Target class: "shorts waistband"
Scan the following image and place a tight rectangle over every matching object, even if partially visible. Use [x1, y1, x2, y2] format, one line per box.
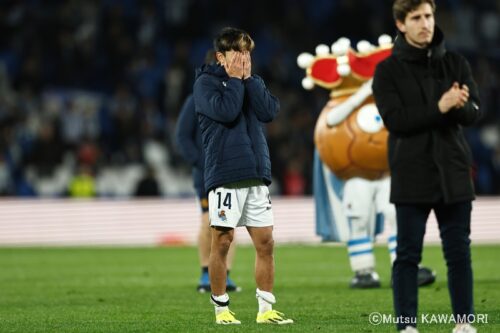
[223, 179, 264, 189]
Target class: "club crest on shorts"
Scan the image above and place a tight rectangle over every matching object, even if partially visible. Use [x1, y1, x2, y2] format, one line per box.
[218, 210, 227, 221]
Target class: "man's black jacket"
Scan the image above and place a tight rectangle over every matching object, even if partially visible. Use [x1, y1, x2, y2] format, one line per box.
[373, 27, 481, 204]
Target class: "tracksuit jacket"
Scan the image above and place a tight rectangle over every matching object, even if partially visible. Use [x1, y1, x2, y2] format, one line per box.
[175, 94, 205, 197]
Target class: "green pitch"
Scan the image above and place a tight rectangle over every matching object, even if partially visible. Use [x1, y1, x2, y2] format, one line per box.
[1, 245, 499, 332]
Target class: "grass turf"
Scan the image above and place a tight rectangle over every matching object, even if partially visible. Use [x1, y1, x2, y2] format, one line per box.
[0, 245, 499, 332]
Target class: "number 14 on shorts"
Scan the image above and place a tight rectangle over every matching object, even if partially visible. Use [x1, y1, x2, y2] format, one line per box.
[210, 189, 233, 224]
[217, 192, 232, 209]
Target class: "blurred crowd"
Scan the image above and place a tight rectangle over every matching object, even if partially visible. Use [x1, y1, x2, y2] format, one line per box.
[0, 0, 498, 197]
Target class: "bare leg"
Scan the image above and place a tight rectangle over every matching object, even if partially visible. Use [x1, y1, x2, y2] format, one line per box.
[247, 226, 274, 291]
[199, 211, 237, 269]
[209, 226, 234, 296]
[227, 235, 236, 270]
[198, 212, 211, 267]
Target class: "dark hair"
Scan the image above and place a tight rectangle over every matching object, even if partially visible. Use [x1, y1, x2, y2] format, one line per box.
[204, 49, 216, 64]
[392, 0, 436, 22]
[213, 27, 255, 53]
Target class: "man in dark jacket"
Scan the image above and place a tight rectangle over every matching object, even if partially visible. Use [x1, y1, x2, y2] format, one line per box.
[193, 27, 292, 325]
[373, 1, 481, 333]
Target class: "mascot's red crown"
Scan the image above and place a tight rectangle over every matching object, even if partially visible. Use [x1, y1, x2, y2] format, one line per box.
[297, 35, 393, 97]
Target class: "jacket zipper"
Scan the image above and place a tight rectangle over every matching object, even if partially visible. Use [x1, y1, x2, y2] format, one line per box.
[427, 49, 432, 72]
[392, 138, 402, 164]
[428, 50, 449, 201]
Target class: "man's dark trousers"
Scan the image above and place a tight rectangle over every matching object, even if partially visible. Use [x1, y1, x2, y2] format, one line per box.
[392, 201, 474, 330]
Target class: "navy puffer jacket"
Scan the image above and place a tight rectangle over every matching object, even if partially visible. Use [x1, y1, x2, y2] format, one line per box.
[193, 64, 279, 193]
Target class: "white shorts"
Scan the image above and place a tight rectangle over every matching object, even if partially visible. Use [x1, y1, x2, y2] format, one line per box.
[208, 185, 274, 229]
[343, 177, 394, 218]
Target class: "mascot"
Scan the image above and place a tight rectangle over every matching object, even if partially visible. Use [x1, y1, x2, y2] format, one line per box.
[297, 36, 435, 288]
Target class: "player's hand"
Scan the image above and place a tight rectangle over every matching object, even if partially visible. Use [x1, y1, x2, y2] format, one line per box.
[243, 51, 252, 80]
[225, 52, 244, 79]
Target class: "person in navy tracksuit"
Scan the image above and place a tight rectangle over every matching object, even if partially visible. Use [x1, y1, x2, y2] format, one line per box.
[193, 27, 293, 325]
[175, 91, 240, 293]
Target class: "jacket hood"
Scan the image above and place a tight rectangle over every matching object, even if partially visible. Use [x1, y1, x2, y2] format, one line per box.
[195, 63, 228, 80]
[393, 25, 446, 62]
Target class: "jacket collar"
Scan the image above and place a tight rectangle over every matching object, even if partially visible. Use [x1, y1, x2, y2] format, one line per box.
[393, 25, 446, 62]
[195, 63, 227, 80]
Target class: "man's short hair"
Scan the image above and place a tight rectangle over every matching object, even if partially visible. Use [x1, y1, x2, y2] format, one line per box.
[214, 27, 255, 53]
[392, 0, 436, 22]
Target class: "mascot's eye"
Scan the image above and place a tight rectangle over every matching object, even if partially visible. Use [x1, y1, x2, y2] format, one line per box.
[356, 104, 384, 133]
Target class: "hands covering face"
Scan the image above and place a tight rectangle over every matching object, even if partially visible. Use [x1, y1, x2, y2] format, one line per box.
[438, 82, 470, 114]
[223, 51, 251, 80]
